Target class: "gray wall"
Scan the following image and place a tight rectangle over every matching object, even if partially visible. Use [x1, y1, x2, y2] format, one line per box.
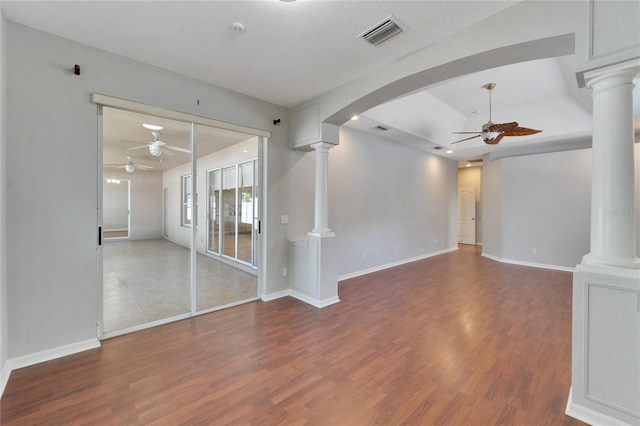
[501, 149, 592, 268]
[482, 146, 640, 269]
[329, 127, 458, 277]
[481, 157, 503, 257]
[0, 10, 7, 390]
[6, 22, 290, 359]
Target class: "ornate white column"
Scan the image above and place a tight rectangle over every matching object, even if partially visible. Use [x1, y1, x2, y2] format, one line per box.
[568, 60, 640, 426]
[287, 140, 339, 308]
[309, 142, 334, 236]
[582, 64, 640, 268]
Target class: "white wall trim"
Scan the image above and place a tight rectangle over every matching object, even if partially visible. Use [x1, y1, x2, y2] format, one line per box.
[1, 338, 100, 398]
[338, 247, 459, 282]
[481, 253, 575, 272]
[290, 290, 340, 308]
[261, 289, 341, 308]
[92, 93, 270, 138]
[1, 360, 10, 398]
[7, 338, 100, 373]
[261, 289, 291, 302]
[566, 386, 633, 426]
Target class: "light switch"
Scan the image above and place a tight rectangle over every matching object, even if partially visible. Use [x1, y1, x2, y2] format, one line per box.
[281, 214, 289, 224]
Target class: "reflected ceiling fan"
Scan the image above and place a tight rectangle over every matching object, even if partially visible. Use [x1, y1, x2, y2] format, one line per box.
[124, 132, 191, 157]
[452, 83, 542, 145]
[104, 156, 154, 173]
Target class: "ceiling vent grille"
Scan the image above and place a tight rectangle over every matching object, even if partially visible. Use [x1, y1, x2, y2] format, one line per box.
[359, 16, 403, 46]
[374, 125, 389, 131]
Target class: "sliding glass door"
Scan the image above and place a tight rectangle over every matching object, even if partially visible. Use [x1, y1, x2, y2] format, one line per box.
[206, 160, 257, 267]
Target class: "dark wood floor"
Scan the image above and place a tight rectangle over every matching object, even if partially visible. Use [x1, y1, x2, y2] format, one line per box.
[1, 245, 584, 425]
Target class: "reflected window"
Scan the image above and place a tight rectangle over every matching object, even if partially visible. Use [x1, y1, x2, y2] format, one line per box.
[181, 174, 192, 227]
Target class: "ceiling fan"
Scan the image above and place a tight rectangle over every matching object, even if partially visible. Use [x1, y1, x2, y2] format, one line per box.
[452, 83, 542, 145]
[104, 156, 155, 173]
[125, 132, 191, 157]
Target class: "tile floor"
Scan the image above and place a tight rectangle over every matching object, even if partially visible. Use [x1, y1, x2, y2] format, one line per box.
[103, 238, 257, 333]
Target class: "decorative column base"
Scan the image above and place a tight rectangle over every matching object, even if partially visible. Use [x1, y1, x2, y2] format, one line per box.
[288, 233, 339, 308]
[568, 263, 640, 426]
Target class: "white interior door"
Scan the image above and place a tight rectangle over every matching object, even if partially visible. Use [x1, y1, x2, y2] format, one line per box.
[458, 187, 476, 245]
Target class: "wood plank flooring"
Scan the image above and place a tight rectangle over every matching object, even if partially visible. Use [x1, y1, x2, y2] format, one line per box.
[1, 245, 585, 425]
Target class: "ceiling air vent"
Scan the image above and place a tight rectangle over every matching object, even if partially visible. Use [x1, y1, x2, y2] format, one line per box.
[374, 125, 389, 131]
[359, 16, 404, 46]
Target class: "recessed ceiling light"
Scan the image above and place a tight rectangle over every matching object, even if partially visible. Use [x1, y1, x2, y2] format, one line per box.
[143, 123, 163, 131]
[350, 115, 359, 121]
[243, 150, 249, 153]
[446, 150, 453, 154]
[466, 163, 472, 167]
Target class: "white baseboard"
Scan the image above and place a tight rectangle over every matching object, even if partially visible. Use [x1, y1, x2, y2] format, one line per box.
[261, 289, 291, 302]
[565, 386, 633, 426]
[481, 253, 574, 272]
[1, 360, 10, 398]
[7, 338, 101, 373]
[1, 338, 100, 399]
[261, 289, 340, 308]
[338, 247, 459, 282]
[290, 290, 340, 308]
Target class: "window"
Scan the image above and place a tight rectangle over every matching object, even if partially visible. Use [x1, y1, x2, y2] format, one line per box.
[181, 174, 192, 227]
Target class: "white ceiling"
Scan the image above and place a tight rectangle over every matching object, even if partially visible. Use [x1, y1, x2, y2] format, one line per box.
[3, 1, 639, 164]
[1, 0, 519, 108]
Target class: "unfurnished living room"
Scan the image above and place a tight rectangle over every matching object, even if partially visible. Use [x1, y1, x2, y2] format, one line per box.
[0, 1, 639, 425]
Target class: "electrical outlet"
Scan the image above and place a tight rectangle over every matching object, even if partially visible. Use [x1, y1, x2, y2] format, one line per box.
[362, 252, 367, 260]
[280, 214, 289, 224]
[532, 248, 537, 254]
[282, 267, 288, 276]
[434, 239, 438, 245]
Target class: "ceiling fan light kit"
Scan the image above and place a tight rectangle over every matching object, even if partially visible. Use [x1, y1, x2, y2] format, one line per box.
[125, 131, 191, 157]
[452, 82, 542, 145]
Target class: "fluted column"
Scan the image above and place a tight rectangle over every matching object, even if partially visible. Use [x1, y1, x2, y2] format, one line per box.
[582, 65, 640, 269]
[310, 142, 334, 236]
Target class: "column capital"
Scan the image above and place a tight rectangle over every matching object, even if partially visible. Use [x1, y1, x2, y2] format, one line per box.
[310, 141, 336, 152]
[583, 59, 639, 89]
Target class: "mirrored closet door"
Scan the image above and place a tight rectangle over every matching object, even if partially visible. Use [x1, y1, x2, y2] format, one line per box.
[100, 107, 260, 337]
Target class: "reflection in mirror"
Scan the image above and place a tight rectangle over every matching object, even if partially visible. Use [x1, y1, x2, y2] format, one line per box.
[101, 107, 260, 335]
[195, 124, 258, 312]
[103, 179, 129, 239]
[102, 107, 191, 334]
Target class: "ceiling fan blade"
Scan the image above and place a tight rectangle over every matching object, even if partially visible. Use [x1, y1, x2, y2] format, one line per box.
[117, 140, 147, 145]
[451, 134, 481, 144]
[159, 147, 175, 156]
[164, 145, 191, 154]
[136, 165, 155, 170]
[488, 122, 518, 132]
[128, 145, 148, 151]
[114, 165, 126, 169]
[452, 131, 482, 135]
[502, 127, 542, 137]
